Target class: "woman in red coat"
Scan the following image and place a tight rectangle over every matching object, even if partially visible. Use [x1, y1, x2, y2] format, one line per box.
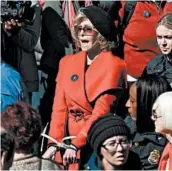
[45, 6, 127, 170]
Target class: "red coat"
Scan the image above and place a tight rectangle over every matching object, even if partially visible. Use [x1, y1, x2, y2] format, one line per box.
[111, 1, 172, 78]
[158, 143, 172, 170]
[48, 50, 127, 168]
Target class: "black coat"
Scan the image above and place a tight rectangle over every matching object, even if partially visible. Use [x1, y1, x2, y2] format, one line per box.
[143, 54, 172, 87]
[130, 132, 167, 170]
[2, 5, 41, 92]
[40, 7, 73, 76]
[125, 115, 168, 170]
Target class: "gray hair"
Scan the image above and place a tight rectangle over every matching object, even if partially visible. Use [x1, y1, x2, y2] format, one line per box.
[152, 92, 172, 131]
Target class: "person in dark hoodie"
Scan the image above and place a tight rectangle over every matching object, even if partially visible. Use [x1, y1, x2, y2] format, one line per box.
[85, 114, 141, 170]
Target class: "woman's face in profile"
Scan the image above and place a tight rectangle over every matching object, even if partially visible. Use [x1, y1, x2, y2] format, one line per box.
[156, 25, 172, 55]
[151, 106, 165, 134]
[126, 83, 137, 121]
[77, 19, 98, 51]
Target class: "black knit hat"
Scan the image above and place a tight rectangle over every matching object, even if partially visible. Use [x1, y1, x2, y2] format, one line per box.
[82, 6, 117, 42]
[88, 114, 130, 154]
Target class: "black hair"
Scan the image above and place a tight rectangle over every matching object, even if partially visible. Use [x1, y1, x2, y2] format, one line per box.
[136, 75, 172, 133]
[1, 128, 15, 162]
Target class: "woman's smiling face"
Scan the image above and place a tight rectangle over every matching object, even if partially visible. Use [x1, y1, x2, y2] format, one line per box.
[77, 19, 98, 51]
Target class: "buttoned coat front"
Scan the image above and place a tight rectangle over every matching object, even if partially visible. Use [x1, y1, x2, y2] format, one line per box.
[48, 50, 127, 168]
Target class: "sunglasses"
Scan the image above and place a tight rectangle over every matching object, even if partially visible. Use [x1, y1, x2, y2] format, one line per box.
[152, 109, 162, 120]
[77, 25, 97, 36]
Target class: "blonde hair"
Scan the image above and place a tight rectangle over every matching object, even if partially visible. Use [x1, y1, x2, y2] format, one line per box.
[156, 12, 172, 29]
[152, 92, 172, 131]
[71, 12, 114, 51]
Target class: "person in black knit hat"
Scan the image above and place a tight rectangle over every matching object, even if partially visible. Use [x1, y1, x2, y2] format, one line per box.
[88, 114, 130, 154]
[85, 114, 141, 170]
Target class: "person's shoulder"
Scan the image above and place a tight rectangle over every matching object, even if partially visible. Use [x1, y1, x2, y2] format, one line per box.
[147, 54, 165, 68]
[43, 1, 63, 17]
[148, 54, 164, 63]
[106, 51, 126, 69]
[41, 158, 61, 170]
[60, 51, 85, 64]
[142, 132, 167, 143]
[1, 62, 21, 80]
[133, 132, 167, 144]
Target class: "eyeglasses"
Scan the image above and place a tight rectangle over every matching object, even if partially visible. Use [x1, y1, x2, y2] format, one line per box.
[77, 25, 97, 36]
[152, 109, 162, 120]
[102, 139, 129, 152]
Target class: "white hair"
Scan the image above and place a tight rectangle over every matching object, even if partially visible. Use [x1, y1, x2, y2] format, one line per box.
[152, 92, 172, 131]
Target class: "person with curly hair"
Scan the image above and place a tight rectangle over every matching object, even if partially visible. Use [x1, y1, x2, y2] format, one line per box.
[45, 5, 127, 170]
[1, 102, 60, 170]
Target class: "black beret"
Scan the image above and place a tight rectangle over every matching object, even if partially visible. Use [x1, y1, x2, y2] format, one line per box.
[82, 5, 117, 42]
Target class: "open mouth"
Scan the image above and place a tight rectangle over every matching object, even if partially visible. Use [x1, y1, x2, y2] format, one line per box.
[81, 40, 89, 43]
[80, 40, 90, 47]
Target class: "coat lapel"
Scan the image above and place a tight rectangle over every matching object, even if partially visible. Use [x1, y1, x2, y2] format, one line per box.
[85, 51, 107, 102]
[60, 51, 125, 109]
[61, 51, 93, 111]
[85, 51, 126, 102]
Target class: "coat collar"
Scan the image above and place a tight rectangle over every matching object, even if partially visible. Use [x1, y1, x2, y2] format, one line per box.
[147, 54, 172, 86]
[147, 54, 165, 74]
[59, 51, 92, 111]
[59, 51, 124, 111]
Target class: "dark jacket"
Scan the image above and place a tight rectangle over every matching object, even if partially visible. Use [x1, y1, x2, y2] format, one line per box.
[40, 7, 73, 76]
[2, 5, 41, 92]
[84, 151, 141, 170]
[125, 115, 168, 170]
[131, 132, 167, 170]
[143, 54, 172, 87]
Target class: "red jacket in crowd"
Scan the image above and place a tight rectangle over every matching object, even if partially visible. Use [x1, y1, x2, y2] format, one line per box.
[109, 1, 172, 78]
[48, 51, 127, 169]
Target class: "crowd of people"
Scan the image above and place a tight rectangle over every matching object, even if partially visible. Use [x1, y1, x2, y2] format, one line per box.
[1, 0, 172, 170]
